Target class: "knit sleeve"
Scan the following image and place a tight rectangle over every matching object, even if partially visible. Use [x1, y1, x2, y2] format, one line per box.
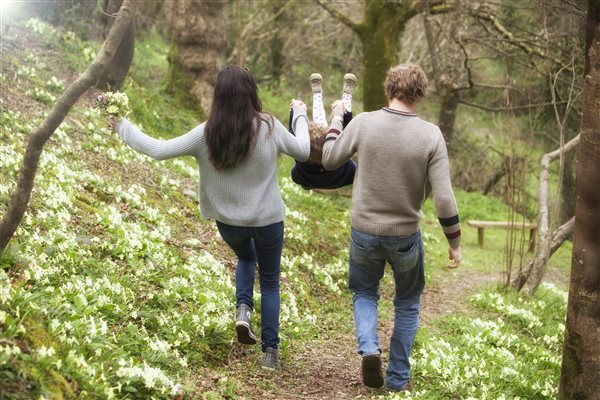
[115, 119, 203, 160]
[321, 115, 359, 171]
[428, 131, 461, 249]
[272, 113, 310, 162]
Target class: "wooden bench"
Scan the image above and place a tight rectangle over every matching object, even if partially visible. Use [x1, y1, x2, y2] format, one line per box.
[467, 220, 538, 252]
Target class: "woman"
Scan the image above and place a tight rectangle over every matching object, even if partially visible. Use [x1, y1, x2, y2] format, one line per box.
[109, 66, 310, 371]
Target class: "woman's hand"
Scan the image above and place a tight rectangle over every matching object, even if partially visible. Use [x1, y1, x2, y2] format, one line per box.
[290, 99, 307, 114]
[107, 116, 118, 131]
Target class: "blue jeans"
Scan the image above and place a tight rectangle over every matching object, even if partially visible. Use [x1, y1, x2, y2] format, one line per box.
[348, 228, 425, 390]
[216, 221, 284, 351]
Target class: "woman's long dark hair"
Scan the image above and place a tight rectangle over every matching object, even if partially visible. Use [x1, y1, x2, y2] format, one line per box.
[205, 66, 272, 170]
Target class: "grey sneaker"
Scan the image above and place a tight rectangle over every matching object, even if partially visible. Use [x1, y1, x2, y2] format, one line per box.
[235, 304, 257, 345]
[343, 73, 357, 94]
[261, 347, 281, 371]
[310, 73, 323, 94]
[362, 352, 384, 388]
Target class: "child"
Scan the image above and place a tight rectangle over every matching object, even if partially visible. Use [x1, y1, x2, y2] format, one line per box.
[288, 73, 357, 190]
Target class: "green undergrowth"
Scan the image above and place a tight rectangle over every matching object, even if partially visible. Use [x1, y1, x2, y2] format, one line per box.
[380, 283, 567, 400]
[123, 31, 203, 141]
[0, 17, 570, 400]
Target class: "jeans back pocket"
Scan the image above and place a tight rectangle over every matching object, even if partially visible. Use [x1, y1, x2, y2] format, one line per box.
[387, 242, 419, 272]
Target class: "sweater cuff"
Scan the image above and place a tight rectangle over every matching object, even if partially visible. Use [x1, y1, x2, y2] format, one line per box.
[291, 111, 308, 131]
[448, 235, 461, 250]
[329, 118, 343, 132]
[325, 127, 340, 143]
[439, 215, 461, 249]
[115, 119, 129, 139]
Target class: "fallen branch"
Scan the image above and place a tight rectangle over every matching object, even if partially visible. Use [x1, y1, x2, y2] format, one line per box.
[510, 134, 580, 294]
[511, 216, 574, 290]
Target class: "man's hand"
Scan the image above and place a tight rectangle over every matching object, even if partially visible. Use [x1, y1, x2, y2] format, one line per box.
[447, 246, 462, 269]
[331, 100, 344, 120]
[108, 116, 118, 131]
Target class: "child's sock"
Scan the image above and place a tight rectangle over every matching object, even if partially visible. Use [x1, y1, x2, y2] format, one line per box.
[311, 73, 327, 128]
[342, 92, 352, 113]
[313, 92, 328, 128]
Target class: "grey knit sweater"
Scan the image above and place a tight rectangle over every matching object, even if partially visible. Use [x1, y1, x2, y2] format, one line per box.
[322, 108, 461, 249]
[116, 111, 310, 227]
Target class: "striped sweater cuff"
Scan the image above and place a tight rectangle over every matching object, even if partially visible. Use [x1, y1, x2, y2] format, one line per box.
[439, 215, 461, 249]
[325, 128, 340, 143]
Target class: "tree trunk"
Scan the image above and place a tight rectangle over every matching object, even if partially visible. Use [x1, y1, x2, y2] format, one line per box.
[316, 0, 419, 112]
[438, 90, 460, 144]
[0, 0, 136, 255]
[559, 0, 600, 396]
[96, 0, 135, 91]
[267, 0, 288, 87]
[423, 8, 463, 147]
[358, 1, 416, 111]
[164, 0, 226, 115]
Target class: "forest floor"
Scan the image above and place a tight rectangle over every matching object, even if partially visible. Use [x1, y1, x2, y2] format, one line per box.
[219, 270, 502, 400]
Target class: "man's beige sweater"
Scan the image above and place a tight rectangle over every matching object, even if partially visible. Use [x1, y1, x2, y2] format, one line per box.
[322, 107, 461, 249]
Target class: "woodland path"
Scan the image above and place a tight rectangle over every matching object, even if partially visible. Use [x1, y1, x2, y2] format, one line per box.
[218, 270, 501, 400]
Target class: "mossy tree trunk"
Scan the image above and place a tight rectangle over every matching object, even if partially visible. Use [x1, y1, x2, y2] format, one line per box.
[269, 0, 288, 88]
[559, 0, 600, 396]
[164, 0, 226, 116]
[437, 91, 460, 144]
[316, 0, 420, 111]
[356, 2, 416, 110]
[96, 0, 135, 91]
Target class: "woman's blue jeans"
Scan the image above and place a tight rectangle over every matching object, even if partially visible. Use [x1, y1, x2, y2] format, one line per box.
[216, 221, 284, 351]
[348, 228, 425, 390]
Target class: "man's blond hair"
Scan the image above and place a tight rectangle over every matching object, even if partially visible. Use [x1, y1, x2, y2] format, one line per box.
[384, 64, 428, 105]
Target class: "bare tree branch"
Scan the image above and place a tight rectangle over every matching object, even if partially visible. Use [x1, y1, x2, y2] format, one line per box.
[229, 0, 294, 65]
[459, 99, 570, 112]
[313, 0, 361, 32]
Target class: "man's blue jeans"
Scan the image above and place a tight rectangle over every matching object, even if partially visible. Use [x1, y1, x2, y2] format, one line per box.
[216, 221, 284, 351]
[348, 228, 425, 390]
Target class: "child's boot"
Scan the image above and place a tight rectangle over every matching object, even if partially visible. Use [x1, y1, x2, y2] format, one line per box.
[310, 73, 323, 94]
[343, 73, 357, 94]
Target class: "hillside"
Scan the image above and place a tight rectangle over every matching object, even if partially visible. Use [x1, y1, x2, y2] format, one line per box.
[0, 18, 572, 400]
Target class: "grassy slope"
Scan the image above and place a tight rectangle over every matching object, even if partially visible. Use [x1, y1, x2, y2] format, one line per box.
[0, 19, 570, 400]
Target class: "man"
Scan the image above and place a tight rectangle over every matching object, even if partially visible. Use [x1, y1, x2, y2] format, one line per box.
[322, 64, 462, 391]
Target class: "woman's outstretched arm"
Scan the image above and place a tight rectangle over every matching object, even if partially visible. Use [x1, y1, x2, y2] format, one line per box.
[112, 118, 204, 160]
[274, 101, 310, 162]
